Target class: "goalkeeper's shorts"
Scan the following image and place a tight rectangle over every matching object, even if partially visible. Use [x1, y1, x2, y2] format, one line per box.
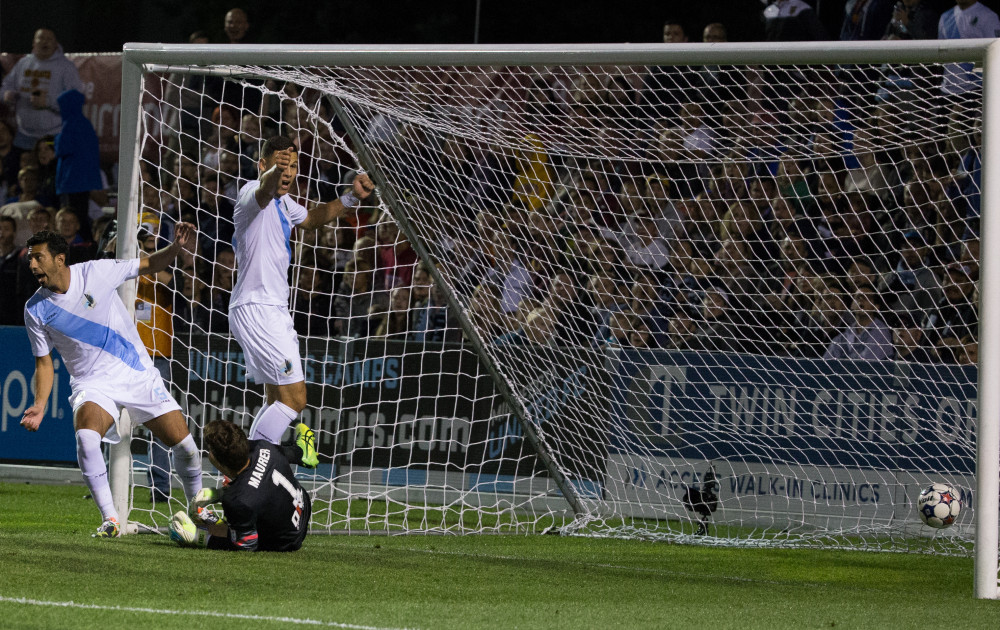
[69, 367, 182, 443]
[229, 303, 304, 386]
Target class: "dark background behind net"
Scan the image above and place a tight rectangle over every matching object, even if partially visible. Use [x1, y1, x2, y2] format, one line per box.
[1, 0, 987, 54]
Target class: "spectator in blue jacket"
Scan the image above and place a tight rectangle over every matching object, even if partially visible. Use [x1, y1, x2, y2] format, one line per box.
[54, 88, 103, 237]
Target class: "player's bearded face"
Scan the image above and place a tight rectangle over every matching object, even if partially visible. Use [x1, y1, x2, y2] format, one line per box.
[27, 244, 61, 288]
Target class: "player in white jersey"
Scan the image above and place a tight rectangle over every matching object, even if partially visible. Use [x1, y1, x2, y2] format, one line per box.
[939, 0, 1000, 95]
[229, 135, 373, 453]
[20, 226, 203, 538]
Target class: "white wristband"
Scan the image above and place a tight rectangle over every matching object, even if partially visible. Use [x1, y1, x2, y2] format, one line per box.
[339, 191, 360, 209]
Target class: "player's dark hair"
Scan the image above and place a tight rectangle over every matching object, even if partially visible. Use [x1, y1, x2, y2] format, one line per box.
[204, 419, 250, 473]
[0, 215, 15, 231]
[26, 230, 69, 261]
[260, 135, 297, 161]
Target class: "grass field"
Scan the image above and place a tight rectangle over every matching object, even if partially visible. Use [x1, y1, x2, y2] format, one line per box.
[3, 482, 1000, 630]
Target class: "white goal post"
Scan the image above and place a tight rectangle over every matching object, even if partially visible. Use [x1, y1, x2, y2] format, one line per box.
[116, 40, 1000, 598]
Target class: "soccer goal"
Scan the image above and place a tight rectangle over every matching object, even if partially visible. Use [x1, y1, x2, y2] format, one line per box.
[116, 40, 1000, 597]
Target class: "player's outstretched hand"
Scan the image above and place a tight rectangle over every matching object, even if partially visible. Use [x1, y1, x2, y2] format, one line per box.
[21, 404, 44, 431]
[353, 173, 375, 200]
[173, 222, 196, 252]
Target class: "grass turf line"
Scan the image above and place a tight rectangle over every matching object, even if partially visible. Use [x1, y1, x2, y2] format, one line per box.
[2, 482, 1000, 630]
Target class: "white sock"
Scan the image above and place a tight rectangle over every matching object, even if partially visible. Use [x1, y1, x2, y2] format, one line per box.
[248, 401, 298, 444]
[248, 402, 271, 441]
[171, 434, 203, 501]
[76, 429, 117, 521]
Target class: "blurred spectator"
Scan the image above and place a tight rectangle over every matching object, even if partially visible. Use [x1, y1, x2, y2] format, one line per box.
[0, 121, 22, 196]
[467, 281, 507, 343]
[587, 271, 629, 345]
[26, 206, 52, 239]
[538, 269, 599, 346]
[376, 219, 418, 290]
[333, 259, 386, 338]
[6, 166, 41, 204]
[1, 199, 43, 247]
[193, 248, 235, 333]
[496, 305, 558, 347]
[373, 285, 412, 340]
[840, 0, 895, 40]
[626, 268, 672, 347]
[291, 266, 332, 338]
[883, 0, 939, 39]
[135, 222, 177, 504]
[510, 134, 555, 211]
[55, 89, 103, 238]
[939, 0, 1000, 96]
[0, 215, 22, 324]
[487, 230, 536, 315]
[409, 262, 459, 342]
[195, 175, 235, 258]
[33, 136, 57, 206]
[877, 230, 942, 320]
[922, 260, 978, 353]
[954, 333, 978, 365]
[639, 19, 701, 125]
[203, 8, 262, 115]
[762, 0, 828, 41]
[163, 31, 213, 155]
[892, 315, 937, 363]
[823, 285, 893, 360]
[600, 308, 634, 348]
[788, 284, 850, 358]
[0, 28, 84, 151]
[623, 207, 670, 270]
[216, 149, 243, 202]
[629, 316, 656, 349]
[54, 206, 84, 245]
[223, 7, 251, 44]
[686, 285, 750, 354]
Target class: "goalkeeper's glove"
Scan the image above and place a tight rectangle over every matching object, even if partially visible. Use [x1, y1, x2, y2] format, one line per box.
[169, 511, 209, 548]
[189, 487, 221, 516]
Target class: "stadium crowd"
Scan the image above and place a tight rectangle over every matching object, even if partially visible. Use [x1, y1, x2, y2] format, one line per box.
[0, 0, 992, 367]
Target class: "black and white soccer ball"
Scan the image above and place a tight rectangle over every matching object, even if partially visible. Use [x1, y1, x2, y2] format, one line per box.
[917, 483, 962, 529]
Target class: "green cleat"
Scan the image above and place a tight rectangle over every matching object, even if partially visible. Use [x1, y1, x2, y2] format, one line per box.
[295, 422, 319, 468]
[92, 516, 120, 538]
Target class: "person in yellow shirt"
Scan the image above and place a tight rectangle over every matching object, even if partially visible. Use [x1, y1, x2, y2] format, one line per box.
[510, 134, 554, 212]
[133, 214, 176, 505]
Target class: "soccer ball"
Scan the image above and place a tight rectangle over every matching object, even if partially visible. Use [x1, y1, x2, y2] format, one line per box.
[917, 483, 962, 529]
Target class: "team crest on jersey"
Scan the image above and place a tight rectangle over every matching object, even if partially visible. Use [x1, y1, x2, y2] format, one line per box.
[282, 360, 293, 375]
[82, 293, 96, 309]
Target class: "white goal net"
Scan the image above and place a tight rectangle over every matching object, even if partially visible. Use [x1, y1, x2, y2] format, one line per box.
[117, 43, 991, 557]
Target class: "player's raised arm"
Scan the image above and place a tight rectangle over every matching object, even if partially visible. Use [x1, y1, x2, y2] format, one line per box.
[139, 221, 195, 276]
[299, 173, 375, 230]
[21, 354, 53, 431]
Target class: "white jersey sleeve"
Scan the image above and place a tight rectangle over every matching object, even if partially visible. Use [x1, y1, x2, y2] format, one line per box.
[230, 181, 309, 308]
[24, 303, 54, 358]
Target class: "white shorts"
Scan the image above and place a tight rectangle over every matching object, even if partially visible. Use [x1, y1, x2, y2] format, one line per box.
[230, 303, 305, 386]
[70, 367, 181, 444]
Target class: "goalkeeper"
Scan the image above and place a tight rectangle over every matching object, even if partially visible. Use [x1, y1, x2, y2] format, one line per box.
[169, 419, 312, 551]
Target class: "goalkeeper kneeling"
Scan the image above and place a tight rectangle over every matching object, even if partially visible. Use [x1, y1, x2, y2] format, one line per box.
[170, 419, 313, 552]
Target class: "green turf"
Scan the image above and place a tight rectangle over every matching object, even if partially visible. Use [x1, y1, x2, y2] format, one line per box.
[2, 482, 1000, 630]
